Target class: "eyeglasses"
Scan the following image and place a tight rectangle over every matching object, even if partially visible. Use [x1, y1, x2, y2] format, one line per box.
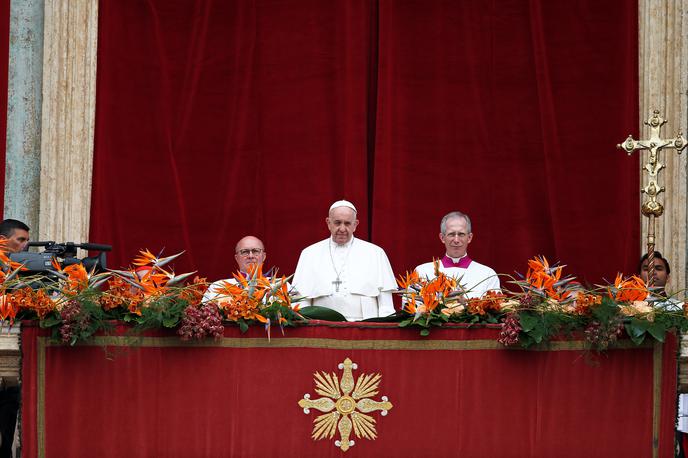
[236, 248, 264, 257]
[444, 232, 468, 239]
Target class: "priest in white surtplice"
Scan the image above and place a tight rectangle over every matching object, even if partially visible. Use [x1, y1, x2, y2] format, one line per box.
[415, 211, 500, 298]
[292, 200, 397, 321]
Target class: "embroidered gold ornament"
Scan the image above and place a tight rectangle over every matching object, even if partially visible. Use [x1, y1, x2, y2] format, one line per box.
[298, 358, 393, 452]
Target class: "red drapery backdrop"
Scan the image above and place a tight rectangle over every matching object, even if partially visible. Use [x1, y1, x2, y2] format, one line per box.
[90, 0, 638, 284]
[21, 324, 677, 457]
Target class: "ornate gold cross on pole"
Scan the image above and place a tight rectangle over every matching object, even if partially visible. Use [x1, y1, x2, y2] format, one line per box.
[617, 110, 686, 288]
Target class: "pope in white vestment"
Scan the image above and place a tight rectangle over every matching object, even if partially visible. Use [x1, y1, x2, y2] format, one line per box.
[292, 200, 397, 321]
[416, 211, 500, 298]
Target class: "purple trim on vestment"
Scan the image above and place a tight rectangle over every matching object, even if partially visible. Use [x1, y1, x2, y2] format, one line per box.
[441, 255, 472, 269]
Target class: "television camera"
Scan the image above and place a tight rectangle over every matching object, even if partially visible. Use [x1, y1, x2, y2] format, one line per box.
[9, 241, 112, 275]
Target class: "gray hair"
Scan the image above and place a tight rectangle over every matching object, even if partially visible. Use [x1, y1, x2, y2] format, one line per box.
[440, 211, 472, 234]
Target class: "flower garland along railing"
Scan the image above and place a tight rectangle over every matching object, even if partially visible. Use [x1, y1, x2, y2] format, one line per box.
[396, 257, 688, 349]
[0, 246, 305, 344]
[0, 243, 685, 351]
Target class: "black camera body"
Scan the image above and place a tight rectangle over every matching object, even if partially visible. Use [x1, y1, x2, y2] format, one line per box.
[9, 241, 112, 274]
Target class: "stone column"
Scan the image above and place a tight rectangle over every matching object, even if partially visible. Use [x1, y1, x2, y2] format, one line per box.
[3, 0, 44, 231]
[638, 0, 688, 295]
[38, 0, 98, 249]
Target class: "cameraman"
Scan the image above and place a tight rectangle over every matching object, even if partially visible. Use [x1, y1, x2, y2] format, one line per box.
[0, 219, 27, 456]
[0, 219, 30, 253]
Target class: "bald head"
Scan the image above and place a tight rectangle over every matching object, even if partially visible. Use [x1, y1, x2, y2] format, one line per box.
[234, 235, 266, 272]
[235, 236, 263, 253]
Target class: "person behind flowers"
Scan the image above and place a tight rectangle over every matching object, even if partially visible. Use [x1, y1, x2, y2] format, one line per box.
[638, 251, 671, 299]
[292, 200, 396, 321]
[0, 219, 27, 457]
[415, 211, 500, 298]
[0, 218, 30, 253]
[202, 235, 267, 302]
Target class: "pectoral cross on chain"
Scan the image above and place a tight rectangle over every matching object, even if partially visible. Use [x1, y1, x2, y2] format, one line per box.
[332, 277, 342, 292]
[617, 110, 686, 287]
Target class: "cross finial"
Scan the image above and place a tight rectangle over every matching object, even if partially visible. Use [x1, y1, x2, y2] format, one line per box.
[617, 110, 686, 288]
[618, 110, 686, 159]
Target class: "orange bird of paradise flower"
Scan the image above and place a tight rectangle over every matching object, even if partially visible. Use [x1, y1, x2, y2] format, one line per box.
[52, 260, 90, 295]
[418, 273, 456, 313]
[132, 249, 158, 267]
[402, 292, 420, 315]
[0, 295, 18, 324]
[611, 273, 649, 302]
[397, 271, 420, 290]
[525, 256, 569, 300]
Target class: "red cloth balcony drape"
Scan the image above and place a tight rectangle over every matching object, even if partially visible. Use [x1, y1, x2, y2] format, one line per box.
[22, 323, 677, 457]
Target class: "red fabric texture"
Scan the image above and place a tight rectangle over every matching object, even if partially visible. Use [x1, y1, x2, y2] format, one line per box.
[372, 0, 639, 280]
[21, 324, 677, 457]
[90, 0, 638, 284]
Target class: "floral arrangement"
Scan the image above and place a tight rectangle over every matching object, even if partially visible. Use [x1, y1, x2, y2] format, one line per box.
[194, 264, 301, 339]
[396, 257, 688, 350]
[396, 261, 511, 336]
[0, 247, 302, 344]
[1, 242, 686, 351]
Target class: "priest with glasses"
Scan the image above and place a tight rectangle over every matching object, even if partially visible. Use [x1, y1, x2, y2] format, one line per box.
[203, 235, 267, 302]
[293, 200, 396, 321]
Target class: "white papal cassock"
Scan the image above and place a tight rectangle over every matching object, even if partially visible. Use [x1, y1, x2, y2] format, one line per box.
[293, 237, 397, 321]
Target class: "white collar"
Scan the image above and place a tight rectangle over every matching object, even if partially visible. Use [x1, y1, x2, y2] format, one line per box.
[446, 253, 468, 263]
[330, 236, 355, 249]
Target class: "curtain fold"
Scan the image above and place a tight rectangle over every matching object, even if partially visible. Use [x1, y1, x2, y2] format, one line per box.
[91, 0, 638, 284]
[371, 0, 638, 283]
[92, 0, 375, 278]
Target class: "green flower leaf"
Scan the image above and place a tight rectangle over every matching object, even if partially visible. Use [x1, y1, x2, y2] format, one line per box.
[519, 312, 539, 332]
[624, 321, 647, 345]
[39, 315, 62, 328]
[298, 306, 347, 322]
[162, 316, 179, 328]
[647, 322, 666, 342]
[530, 325, 545, 344]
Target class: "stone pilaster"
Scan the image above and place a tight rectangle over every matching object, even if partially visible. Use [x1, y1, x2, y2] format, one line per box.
[4, 0, 44, 230]
[638, 0, 688, 295]
[38, 0, 98, 249]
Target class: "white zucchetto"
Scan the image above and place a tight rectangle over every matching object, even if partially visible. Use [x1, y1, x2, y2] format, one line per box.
[329, 200, 357, 213]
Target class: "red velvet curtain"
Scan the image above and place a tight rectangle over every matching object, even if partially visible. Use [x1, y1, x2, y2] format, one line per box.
[372, 0, 639, 281]
[91, 0, 638, 284]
